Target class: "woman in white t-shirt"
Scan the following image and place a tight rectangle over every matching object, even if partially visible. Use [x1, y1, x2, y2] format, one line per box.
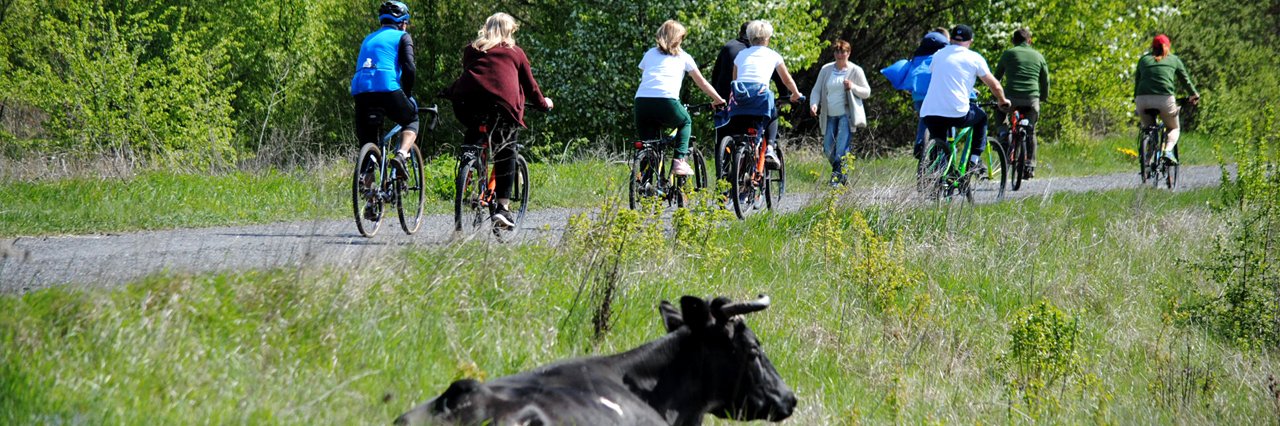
[634, 20, 726, 176]
[808, 39, 870, 186]
[729, 20, 803, 165]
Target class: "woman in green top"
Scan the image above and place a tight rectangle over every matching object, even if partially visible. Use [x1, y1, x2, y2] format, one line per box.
[1134, 34, 1200, 163]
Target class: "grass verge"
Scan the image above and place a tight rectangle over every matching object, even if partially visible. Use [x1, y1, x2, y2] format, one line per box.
[3, 185, 1275, 424]
[0, 131, 1222, 238]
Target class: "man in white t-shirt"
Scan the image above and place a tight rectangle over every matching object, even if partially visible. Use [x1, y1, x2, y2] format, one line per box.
[920, 24, 1010, 173]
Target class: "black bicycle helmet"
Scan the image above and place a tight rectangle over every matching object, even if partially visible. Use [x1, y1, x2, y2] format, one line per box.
[379, 1, 410, 23]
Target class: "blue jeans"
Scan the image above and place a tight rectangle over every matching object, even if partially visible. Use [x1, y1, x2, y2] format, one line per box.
[823, 115, 852, 174]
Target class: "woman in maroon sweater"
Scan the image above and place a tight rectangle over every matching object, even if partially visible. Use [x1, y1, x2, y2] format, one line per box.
[445, 12, 553, 229]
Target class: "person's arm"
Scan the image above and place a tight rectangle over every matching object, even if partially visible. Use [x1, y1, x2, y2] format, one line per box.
[771, 70, 791, 99]
[1133, 59, 1143, 99]
[808, 65, 827, 115]
[1039, 58, 1050, 102]
[688, 67, 725, 106]
[711, 46, 734, 99]
[1177, 57, 1199, 100]
[515, 49, 552, 110]
[399, 33, 417, 98]
[776, 62, 802, 103]
[848, 65, 871, 99]
[980, 73, 1009, 108]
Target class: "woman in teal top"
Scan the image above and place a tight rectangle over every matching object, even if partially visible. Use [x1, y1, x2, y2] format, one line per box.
[1134, 34, 1200, 163]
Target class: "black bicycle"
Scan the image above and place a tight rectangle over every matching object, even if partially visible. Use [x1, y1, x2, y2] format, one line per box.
[1002, 106, 1034, 191]
[716, 97, 802, 219]
[454, 107, 534, 238]
[1137, 108, 1178, 189]
[352, 104, 439, 237]
[627, 103, 713, 210]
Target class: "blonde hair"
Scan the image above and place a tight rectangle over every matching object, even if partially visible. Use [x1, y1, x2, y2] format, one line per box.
[656, 20, 687, 56]
[746, 20, 773, 46]
[472, 12, 518, 52]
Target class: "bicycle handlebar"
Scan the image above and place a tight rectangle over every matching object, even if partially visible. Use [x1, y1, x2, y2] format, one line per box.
[420, 104, 440, 131]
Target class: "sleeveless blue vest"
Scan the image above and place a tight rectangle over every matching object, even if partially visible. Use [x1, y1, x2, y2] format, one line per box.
[350, 27, 405, 95]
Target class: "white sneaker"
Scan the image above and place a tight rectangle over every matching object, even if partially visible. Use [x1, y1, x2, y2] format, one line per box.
[672, 158, 694, 176]
[396, 149, 411, 160]
[765, 145, 780, 169]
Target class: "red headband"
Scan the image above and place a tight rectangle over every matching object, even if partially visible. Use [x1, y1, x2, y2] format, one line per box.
[1153, 34, 1170, 46]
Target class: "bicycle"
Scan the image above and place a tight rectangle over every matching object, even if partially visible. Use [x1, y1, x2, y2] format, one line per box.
[352, 104, 439, 237]
[627, 103, 713, 210]
[716, 97, 802, 219]
[1137, 108, 1179, 189]
[454, 106, 536, 238]
[1002, 106, 1034, 191]
[917, 103, 1008, 204]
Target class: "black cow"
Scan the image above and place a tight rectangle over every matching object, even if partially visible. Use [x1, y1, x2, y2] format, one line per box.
[395, 294, 796, 426]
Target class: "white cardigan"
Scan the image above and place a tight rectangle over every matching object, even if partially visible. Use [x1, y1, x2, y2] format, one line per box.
[808, 61, 871, 137]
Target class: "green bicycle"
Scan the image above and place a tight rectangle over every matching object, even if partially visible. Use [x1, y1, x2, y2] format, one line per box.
[917, 116, 1008, 204]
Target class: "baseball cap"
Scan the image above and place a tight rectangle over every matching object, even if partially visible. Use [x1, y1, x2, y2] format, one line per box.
[951, 24, 974, 42]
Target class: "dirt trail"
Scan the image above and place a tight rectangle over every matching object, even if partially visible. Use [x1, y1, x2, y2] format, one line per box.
[0, 165, 1229, 293]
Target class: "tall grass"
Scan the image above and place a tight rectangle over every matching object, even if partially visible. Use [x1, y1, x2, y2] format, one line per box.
[3, 186, 1274, 424]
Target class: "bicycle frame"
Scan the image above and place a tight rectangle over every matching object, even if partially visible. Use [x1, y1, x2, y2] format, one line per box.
[944, 126, 976, 179]
[462, 118, 521, 211]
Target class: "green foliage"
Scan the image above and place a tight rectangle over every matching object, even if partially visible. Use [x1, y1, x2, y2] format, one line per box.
[1001, 300, 1083, 419]
[1175, 11, 1280, 349]
[1182, 193, 1280, 350]
[4, 0, 1278, 163]
[806, 193, 926, 322]
[422, 154, 458, 202]
[671, 186, 735, 263]
[0, 1, 240, 168]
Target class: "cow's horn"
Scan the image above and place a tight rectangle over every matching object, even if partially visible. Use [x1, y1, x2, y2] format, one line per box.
[720, 294, 771, 317]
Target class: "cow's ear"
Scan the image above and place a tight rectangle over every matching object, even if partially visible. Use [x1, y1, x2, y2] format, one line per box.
[660, 300, 684, 332]
[679, 296, 715, 331]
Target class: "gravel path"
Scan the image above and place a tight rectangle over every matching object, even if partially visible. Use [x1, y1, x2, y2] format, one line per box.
[0, 165, 1230, 293]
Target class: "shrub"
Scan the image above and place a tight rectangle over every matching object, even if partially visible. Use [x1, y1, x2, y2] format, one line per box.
[1001, 300, 1082, 418]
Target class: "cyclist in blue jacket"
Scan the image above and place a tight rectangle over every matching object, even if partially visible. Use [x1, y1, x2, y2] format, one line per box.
[351, 1, 419, 161]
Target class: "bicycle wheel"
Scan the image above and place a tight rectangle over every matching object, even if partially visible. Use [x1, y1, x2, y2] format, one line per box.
[916, 137, 949, 202]
[689, 147, 708, 192]
[765, 144, 785, 209]
[1166, 144, 1179, 189]
[1010, 131, 1025, 191]
[396, 145, 426, 235]
[975, 137, 1008, 202]
[454, 157, 486, 233]
[715, 135, 734, 190]
[729, 143, 763, 219]
[352, 143, 384, 237]
[628, 150, 659, 210]
[1138, 130, 1155, 184]
[507, 154, 531, 230]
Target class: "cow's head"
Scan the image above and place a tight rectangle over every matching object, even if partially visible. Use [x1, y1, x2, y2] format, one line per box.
[660, 294, 796, 422]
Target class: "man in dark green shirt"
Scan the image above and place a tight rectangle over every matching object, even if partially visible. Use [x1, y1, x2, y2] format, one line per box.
[993, 28, 1050, 177]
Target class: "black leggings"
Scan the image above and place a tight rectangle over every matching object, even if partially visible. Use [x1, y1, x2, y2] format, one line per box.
[453, 99, 519, 200]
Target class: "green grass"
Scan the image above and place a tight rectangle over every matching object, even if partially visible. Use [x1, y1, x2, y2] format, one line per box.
[3, 185, 1275, 424]
[0, 131, 1222, 237]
